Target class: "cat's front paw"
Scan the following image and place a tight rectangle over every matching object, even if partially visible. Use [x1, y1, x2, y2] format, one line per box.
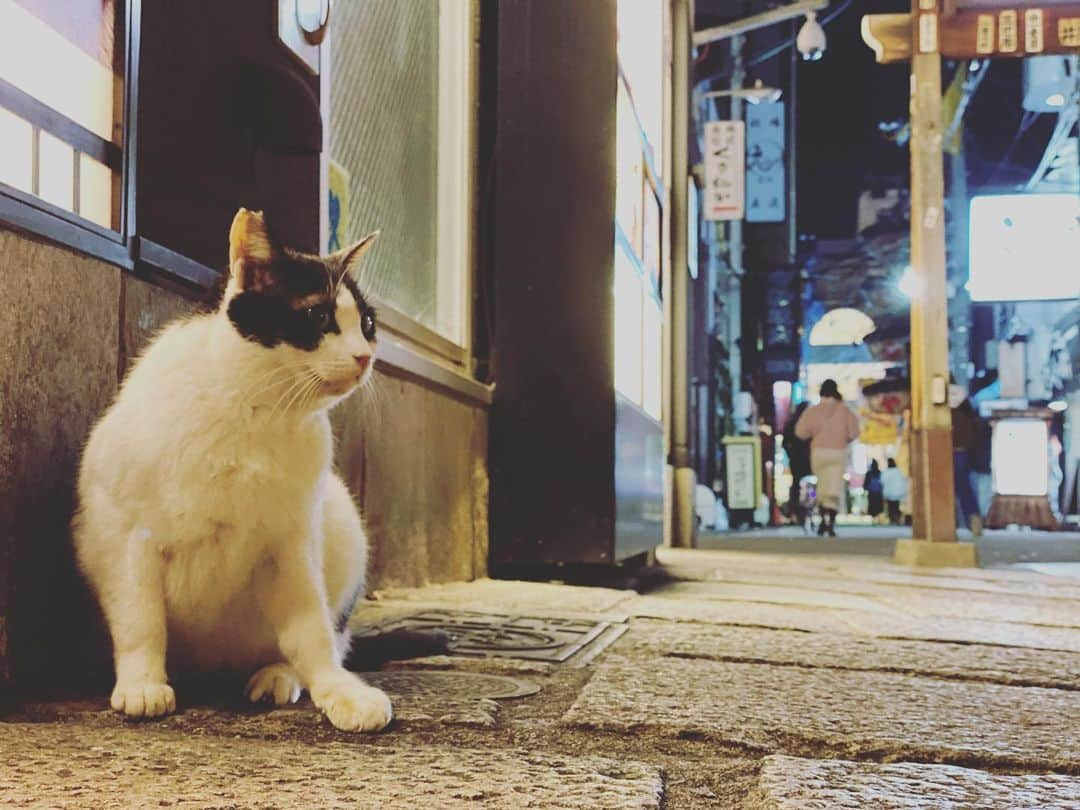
[311, 672, 392, 732]
[246, 663, 303, 706]
[110, 681, 176, 718]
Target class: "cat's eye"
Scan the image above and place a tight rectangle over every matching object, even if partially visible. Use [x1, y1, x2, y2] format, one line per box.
[361, 311, 376, 340]
[305, 306, 331, 332]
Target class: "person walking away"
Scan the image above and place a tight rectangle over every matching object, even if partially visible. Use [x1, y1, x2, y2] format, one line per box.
[951, 394, 984, 536]
[865, 460, 884, 522]
[795, 379, 860, 537]
[782, 401, 812, 527]
[882, 458, 907, 525]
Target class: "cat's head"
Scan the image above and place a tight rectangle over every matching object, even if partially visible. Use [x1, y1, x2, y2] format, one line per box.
[223, 208, 380, 406]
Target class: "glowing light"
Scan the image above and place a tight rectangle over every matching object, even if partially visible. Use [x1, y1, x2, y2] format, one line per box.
[897, 266, 923, 299]
[1049, 400, 1067, 413]
[1046, 93, 1067, 108]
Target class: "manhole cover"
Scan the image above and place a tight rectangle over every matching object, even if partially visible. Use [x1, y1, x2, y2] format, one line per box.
[356, 609, 625, 663]
[364, 670, 540, 700]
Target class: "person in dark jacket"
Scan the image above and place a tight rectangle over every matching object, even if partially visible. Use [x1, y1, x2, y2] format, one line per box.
[952, 396, 984, 536]
[782, 401, 812, 526]
[865, 459, 884, 520]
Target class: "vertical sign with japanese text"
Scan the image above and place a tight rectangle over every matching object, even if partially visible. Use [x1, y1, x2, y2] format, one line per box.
[746, 101, 786, 224]
[704, 120, 745, 221]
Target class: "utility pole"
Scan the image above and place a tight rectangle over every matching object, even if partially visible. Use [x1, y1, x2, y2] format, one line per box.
[670, 0, 696, 548]
[728, 33, 745, 425]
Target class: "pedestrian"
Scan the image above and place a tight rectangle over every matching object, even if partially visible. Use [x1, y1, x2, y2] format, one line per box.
[795, 379, 860, 537]
[951, 392, 984, 536]
[882, 458, 907, 525]
[782, 401, 812, 527]
[865, 459, 884, 521]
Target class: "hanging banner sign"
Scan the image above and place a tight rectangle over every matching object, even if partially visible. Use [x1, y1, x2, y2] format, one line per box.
[746, 101, 786, 224]
[704, 120, 745, 221]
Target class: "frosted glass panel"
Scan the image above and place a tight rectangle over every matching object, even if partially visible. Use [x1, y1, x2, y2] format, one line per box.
[0, 107, 33, 192]
[38, 130, 74, 211]
[0, 0, 117, 141]
[330, 0, 442, 333]
[79, 153, 113, 228]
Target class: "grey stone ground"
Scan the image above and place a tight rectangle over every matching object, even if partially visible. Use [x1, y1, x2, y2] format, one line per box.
[4, 545, 1080, 807]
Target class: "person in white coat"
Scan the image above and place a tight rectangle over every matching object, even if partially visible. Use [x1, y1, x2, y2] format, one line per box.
[882, 458, 908, 526]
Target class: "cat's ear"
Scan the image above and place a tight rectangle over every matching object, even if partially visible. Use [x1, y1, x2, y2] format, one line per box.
[227, 208, 278, 292]
[334, 230, 379, 282]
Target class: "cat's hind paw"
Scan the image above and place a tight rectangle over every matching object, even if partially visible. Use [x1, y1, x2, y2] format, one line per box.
[311, 672, 392, 732]
[245, 663, 303, 706]
[110, 681, 176, 718]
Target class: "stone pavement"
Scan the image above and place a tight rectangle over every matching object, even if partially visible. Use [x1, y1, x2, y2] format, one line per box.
[4, 547, 1080, 807]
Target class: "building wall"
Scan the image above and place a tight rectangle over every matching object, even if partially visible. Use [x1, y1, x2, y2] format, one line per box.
[0, 228, 487, 694]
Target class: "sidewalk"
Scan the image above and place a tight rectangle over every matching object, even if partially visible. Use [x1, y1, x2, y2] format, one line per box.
[4, 548, 1080, 807]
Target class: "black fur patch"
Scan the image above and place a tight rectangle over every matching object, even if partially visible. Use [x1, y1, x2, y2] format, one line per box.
[224, 248, 376, 351]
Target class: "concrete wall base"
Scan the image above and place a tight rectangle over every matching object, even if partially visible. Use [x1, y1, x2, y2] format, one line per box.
[893, 538, 978, 568]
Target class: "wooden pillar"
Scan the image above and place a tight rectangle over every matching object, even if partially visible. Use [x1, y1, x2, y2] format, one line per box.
[909, 5, 956, 544]
[895, 0, 975, 566]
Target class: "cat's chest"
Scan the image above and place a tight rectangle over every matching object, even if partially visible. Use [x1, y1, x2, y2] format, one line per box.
[164, 419, 330, 530]
[201, 418, 327, 487]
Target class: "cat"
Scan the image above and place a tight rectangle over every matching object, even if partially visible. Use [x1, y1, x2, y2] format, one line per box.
[72, 208, 392, 732]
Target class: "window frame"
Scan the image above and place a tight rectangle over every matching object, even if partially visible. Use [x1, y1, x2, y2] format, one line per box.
[1, 0, 490, 406]
[0, 0, 140, 269]
[321, 0, 477, 370]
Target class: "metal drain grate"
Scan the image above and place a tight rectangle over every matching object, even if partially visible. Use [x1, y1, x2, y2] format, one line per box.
[356, 609, 626, 663]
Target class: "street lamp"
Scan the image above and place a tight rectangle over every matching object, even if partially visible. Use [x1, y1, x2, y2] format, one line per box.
[702, 79, 782, 105]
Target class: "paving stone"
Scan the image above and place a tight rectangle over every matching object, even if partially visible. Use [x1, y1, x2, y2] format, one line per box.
[562, 655, 1080, 769]
[629, 596, 855, 634]
[839, 612, 1080, 652]
[0, 723, 663, 809]
[613, 620, 1080, 690]
[651, 581, 896, 614]
[857, 570, 1080, 601]
[670, 569, 1080, 629]
[373, 579, 636, 618]
[871, 586, 1080, 628]
[658, 547, 1080, 599]
[746, 755, 1080, 809]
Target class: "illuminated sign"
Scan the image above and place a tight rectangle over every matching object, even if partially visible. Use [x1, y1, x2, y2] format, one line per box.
[968, 194, 1080, 302]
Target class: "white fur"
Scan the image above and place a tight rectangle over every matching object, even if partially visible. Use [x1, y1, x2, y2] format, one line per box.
[73, 277, 390, 732]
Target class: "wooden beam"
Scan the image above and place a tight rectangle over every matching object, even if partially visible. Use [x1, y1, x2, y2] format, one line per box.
[865, 4, 1080, 63]
[862, 13, 914, 64]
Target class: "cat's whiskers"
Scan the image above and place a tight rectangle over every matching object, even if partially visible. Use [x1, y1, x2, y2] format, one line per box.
[236, 361, 312, 411]
[267, 371, 318, 421]
[281, 368, 332, 418]
[297, 372, 327, 414]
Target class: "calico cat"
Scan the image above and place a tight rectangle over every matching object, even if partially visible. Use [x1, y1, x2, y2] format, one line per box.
[72, 209, 392, 732]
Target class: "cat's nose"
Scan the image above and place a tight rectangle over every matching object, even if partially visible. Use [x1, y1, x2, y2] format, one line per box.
[353, 354, 371, 373]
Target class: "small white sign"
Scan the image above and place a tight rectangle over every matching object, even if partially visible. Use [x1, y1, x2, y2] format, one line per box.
[725, 441, 757, 510]
[1025, 9, 1044, 53]
[704, 120, 745, 221]
[999, 10, 1018, 52]
[919, 13, 938, 53]
[976, 15, 995, 54]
